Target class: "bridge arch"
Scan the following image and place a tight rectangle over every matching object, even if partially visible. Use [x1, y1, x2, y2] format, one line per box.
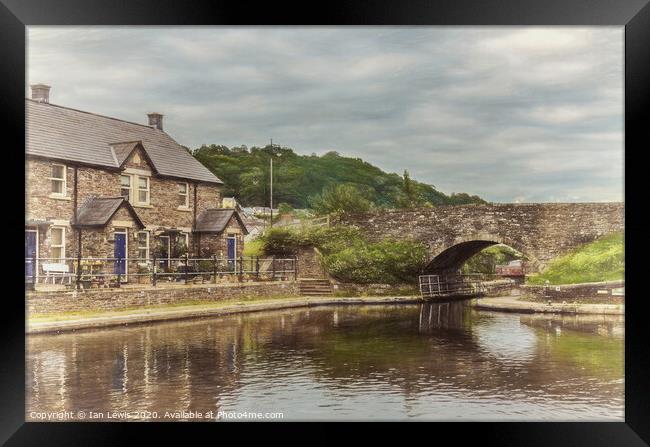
[423, 233, 541, 275]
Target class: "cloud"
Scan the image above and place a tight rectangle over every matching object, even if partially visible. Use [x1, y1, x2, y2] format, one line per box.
[27, 26, 623, 203]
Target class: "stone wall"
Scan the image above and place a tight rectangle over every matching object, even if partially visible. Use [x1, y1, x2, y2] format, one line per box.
[296, 246, 329, 279]
[26, 156, 224, 261]
[332, 282, 419, 296]
[522, 280, 624, 304]
[338, 203, 624, 272]
[26, 281, 300, 315]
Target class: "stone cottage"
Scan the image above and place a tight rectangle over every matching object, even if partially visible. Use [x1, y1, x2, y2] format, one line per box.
[25, 84, 247, 283]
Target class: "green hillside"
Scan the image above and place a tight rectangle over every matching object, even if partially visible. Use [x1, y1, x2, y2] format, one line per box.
[527, 232, 624, 285]
[192, 144, 485, 209]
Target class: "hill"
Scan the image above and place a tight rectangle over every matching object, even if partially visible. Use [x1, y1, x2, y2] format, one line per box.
[192, 144, 485, 209]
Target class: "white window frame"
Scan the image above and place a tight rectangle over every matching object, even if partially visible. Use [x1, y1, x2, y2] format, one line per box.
[137, 231, 149, 263]
[49, 164, 67, 196]
[120, 174, 132, 201]
[50, 226, 65, 262]
[178, 182, 189, 208]
[136, 175, 150, 205]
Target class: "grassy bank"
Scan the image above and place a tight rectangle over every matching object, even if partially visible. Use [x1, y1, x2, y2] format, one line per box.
[527, 232, 624, 285]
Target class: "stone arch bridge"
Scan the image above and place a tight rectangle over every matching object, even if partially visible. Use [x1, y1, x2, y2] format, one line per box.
[338, 203, 624, 274]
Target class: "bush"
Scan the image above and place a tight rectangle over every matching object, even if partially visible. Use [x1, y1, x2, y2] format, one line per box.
[243, 239, 264, 257]
[309, 183, 373, 215]
[322, 239, 428, 284]
[257, 224, 428, 284]
[259, 227, 303, 256]
[461, 244, 522, 274]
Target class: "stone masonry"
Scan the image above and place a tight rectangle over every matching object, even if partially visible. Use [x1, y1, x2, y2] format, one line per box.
[26, 150, 223, 262]
[26, 281, 300, 315]
[339, 203, 624, 273]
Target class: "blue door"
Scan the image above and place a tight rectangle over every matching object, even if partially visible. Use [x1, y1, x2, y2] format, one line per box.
[114, 233, 127, 276]
[227, 236, 236, 271]
[25, 231, 37, 282]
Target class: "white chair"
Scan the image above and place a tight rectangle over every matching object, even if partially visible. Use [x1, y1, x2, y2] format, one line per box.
[42, 263, 72, 284]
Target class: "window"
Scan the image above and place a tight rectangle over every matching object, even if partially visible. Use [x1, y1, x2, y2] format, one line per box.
[178, 182, 189, 207]
[50, 164, 66, 196]
[137, 231, 149, 261]
[120, 175, 131, 201]
[178, 232, 190, 255]
[137, 176, 150, 204]
[51, 227, 65, 262]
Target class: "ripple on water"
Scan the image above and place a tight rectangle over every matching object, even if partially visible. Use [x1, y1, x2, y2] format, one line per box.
[26, 303, 624, 421]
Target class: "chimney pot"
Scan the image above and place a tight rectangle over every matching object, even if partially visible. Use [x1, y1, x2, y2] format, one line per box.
[31, 84, 51, 103]
[147, 113, 164, 131]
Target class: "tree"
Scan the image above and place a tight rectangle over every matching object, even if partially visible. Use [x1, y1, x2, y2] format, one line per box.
[395, 170, 427, 208]
[191, 143, 486, 209]
[278, 202, 293, 215]
[309, 184, 373, 215]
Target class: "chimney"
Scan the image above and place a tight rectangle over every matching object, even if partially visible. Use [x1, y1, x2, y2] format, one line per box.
[147, 112, 164, 131]
[31, 84, 51, 103]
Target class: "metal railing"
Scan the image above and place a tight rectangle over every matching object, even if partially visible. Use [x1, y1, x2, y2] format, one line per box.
[418, 274, 487, 298]
[275, 215, 330, 229]
[25, 255, 297, 289]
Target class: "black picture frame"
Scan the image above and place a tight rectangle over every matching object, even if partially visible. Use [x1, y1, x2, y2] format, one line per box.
[1, 0, 648, 444]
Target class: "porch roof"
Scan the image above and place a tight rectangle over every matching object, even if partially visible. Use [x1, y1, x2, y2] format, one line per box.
[194, 209, 249, 234]
[74, 197, 145, 229]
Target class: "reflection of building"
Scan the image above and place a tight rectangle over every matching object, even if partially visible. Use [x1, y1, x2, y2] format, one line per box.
[25, 85, 247, 281]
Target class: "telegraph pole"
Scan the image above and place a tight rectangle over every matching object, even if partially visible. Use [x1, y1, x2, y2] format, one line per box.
[269, 139, 274, 227]
[268, 138, 282, 228]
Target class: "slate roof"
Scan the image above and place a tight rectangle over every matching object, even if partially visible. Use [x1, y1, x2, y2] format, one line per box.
[194, 209, 249, 234]
[26, 99, 223, 184]
[74, 197, 145, 228]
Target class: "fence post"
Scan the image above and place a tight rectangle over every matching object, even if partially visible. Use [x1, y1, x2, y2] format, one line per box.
[239, 255, 243, 281]
[213, 255, 217, 283]
[294, 255, 298, 281]
[152, 255, 157, 287]
[31, 256, 37, 289]
[271, 257, 276, 280]
[116, 257, 122, 288]
[184, 253, 189, 284]
[76, 254, 82, 291]
[255, 256, 260, 280]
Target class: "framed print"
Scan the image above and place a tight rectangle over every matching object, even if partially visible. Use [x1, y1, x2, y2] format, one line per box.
[1, 0, 648, 444]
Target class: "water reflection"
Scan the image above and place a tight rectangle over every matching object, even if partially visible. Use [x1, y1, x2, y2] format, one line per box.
[26, 303, 624, 421]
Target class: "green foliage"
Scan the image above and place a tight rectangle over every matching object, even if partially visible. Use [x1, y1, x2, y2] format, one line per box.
[527, 232, 624, 285]
[242, 239, 264, 257]
[278, 202, 293, 215]
[259, 227, 304, 256]
[309, 183, 373, 215]
[172, 240, 188, 258]
[257, 225, 427, 284]
[192, 144, 485, 209]
[461, 245, 522, 274]
[197, 259, 214, 273]
[322, 239, 428, 284]
[395, 170, 429, 208]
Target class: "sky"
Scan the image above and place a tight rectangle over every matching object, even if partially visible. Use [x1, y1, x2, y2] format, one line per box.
[27, 27, 624, 203]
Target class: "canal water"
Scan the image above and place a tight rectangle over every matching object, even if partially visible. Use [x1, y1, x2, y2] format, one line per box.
[26, 302, 624, 421]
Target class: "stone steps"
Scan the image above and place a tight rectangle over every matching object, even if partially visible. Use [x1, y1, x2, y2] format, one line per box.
[298, 278, 333, 296]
